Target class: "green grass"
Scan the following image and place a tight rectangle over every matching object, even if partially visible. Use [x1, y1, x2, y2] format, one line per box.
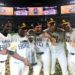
[6, 59, 67, 75]
[55, 63, 62, 75]
[6, 61, 62, 75]
[28, 63, 62, 75]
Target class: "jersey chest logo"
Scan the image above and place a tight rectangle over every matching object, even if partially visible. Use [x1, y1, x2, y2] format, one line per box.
[18, 42, 29, 50]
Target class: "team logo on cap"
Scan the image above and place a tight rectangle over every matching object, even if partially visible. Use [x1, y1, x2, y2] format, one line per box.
[47, 18, 56, 26]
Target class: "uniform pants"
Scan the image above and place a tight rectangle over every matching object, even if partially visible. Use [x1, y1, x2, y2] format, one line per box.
[0, 62, 5, 75]
[33, 51, 50, 75]
[10, 60, 29, 75]
[68, 54, 75, 75]
[50, 44, 68, 75]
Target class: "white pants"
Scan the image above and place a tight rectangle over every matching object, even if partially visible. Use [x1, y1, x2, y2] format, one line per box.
[0, 62, 5, 75]
[50, 44, 68, 75]
[68, 54, 75, 75]
[10, 60, 29, 75]
[33, 51, 50, 75]
[33, 60, 42, 75]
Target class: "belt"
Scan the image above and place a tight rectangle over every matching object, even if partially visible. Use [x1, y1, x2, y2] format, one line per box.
[70, 53, 75, 55]
[0, 61, 5, 63]
[30, 63, 37, 66]
[37, 52, 44, 55]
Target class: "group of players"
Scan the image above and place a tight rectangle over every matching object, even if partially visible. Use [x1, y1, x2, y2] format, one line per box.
[0, 18, 75, 75]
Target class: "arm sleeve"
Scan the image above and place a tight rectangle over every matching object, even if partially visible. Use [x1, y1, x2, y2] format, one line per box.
[8, 50, 15, 55]
[7, 42, 17, 55]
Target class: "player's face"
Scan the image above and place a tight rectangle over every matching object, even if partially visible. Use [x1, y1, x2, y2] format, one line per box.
[62, 23, 72, 32]
[19, 28, 27, 37]
[3, 23, 12, 33]
[65, 26, 72, 32]
[47, 22, 56, 32]
[34, 25, 42, 33]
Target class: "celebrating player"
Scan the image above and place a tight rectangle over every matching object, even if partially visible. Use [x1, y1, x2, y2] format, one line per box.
[9, 23, 30, 75]
[44, 18, 68, 75]
[66, 31, 75, 75]
[28, 22, 51, 75]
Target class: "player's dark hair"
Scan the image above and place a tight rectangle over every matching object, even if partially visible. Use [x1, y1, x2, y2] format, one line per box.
[33, 22, 42, 28]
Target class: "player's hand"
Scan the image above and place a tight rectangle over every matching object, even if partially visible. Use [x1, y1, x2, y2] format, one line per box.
[44, 32, 56, 45]
[24, 58, 30, 66]
[51, 37, 56, 46]
[44, 32, 50, 38]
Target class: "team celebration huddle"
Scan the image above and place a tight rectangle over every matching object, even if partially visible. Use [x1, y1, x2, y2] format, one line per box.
[0, 18, 75, 75]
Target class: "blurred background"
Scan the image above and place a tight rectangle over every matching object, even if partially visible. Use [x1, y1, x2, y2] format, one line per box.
[0, 0, 75, 32]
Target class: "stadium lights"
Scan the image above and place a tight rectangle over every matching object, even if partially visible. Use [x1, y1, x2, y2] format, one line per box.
[69, 0, 75, 4]
[0, 3, 5, 6]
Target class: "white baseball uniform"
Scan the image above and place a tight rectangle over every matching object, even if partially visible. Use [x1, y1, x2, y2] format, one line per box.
[28, 29, 51, 75]
[66, 31, 75, 75]
[0, 33, 11, 75]
[45, 28, 68, 75]
[66, 42, 75, 75]
[9, 33, 29, 75]
[33, 34, 51, 75]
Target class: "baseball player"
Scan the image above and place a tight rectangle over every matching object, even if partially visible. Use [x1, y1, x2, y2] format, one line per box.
[9, 23, 30, 75]
[0, 22, 12, 75]
[61, 20, 75, 75]
[61, 20, 72, 42]
[0, 22, 30, 75]
[10, 23, 35, 75]
[66, 31, 75, 75]
[28, 22, 51, 75]
[44, 18, 68, 75]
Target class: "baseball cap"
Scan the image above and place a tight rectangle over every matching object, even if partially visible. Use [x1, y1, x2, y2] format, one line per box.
[19, 23, 28, 30]
[47, 18, 55, 24]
